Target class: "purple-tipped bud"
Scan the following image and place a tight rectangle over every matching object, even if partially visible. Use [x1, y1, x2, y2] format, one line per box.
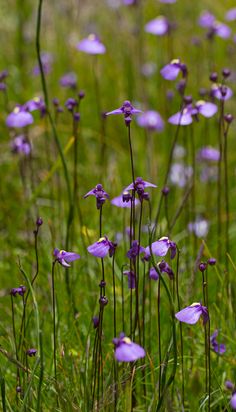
[92, 316, 99, 329]
[199, 88, 207, 97]
[208, 257, 216, 266]
[36, 217, 43, 227]
[199, 262, 207, 272]
[184, 95, 192, 104]
[26, 348, 37, 357]
[99, 296, 108, 307]
[224, 113, 234, 124]
[176, 79, 186, 95]
[52, 98, 59, 106]
[210, 72, 218, 82]
[162, 186, 170, 196]
[73, 112, 80, 122]
[222, 68, 231, 78]
[99, 280, 106, 288]
[16, 386, 22, 393]
[225, 380, 234, 390]
[78, 90, 85, 99]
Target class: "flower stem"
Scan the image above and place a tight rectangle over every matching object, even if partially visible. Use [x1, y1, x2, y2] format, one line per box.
[51, 261, 57, 382]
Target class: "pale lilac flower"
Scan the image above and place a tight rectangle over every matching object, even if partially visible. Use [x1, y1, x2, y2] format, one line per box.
[160, 59, 187, 81]
[195, 100, 218, 118]
[141, 62, 157, 77]
[225, 8, 236, 21]
[149, 267, 159, 280]
[158, 260, 174, 279]
[84, 183, 109, 209]
[210, 330, 226, 354]
[136, 110, 164, 132]
[53, 249, 80, 268]
[231, 393, 236, 409]
[145, 16, 169, 36]
[32, 52, 53, 76]
[87, 236, 116, 258]
[169, 163, 193, 187]
[168, 108, 192, 125]
[188, 218, 209, 238]
[175, 302, 209, 325]
[111, 193, 140, 208]
[106, 100, 141, 124]
[198, 11, 231, 39]
[225, 380, 234, 391]
[59, 72, 77, 89]
[113, 333, 145, 362]
[123, 270, 136, 288]
[24, 97, 46, 117]
[11, 135, 31, 156]
[124, 177, 157, 200]
[159, 0, 176, 3]
[197, 146, 220, 162]
[6, 107, 34, 128]
[211, 84, 233, 101]
[198, 11, 215, 28]
[145, 237, 176, 259]
[200, 166, 218, 183]
[76, 34, 106, 55]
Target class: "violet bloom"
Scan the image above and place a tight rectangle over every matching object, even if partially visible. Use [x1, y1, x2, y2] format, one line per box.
[158, 260, 174, 279]
[10, 286, 26, 297]
[60, 72, 77, 89]
[76, 34, 106, 55]
[145, 237, 176, 260]
[32, 52, 53, 76]
[225, 8, 236, 21]
[92, 316, 99, 329]
[11, 135, 31, 156]
[210, 330, 226, 354]
[111, 192, 140, 208]
[53, 249, 80, 268]
[123, 270, 136, 289]
[136, 110, 164, 132]
[127, 240, 145, 260]
[26, 348, 37, 357]
[160, 59, 187, 81]
[87, 236, 116, 258]
[197, 146, 220, 162]
[106, 100, 141, 125]
[169, 163, 193, 187]
[124, 177, 157, 201]
[168, 108, 192, 126]
[84, 183, 109, 209]
[211, 84, 233, 101]
[24, 97, 46, 117]
[188, 218, 209, 238]
[113, 333, 145, 362]
[149, 267, 159, 280]
[6, 106, 34, 128]
[175, 302, 209, 325]
[168, 100, 217, 126]
[145, 16, 169, 36]
[198, 11, 231, 39]
[231, 394, 236, 410]
[159, 0, 176, 2]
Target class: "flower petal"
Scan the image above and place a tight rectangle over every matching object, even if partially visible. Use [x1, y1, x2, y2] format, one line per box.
[175, 305, 202, 324]
[115, 342, 145, 362]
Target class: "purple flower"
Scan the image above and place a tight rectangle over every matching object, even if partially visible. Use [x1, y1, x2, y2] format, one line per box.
[24, 97, 46, 117]
[53, 249, 80, 268]
[123, 270, 136, 289]
[175, 302, 209, 325]
[145, 16, 169, 36]
[113, 333, 145, 362]
[168, 108, 192, 125]
[10, 285, 26, 297]
[124, 177, 157, 201]
[111, 192, 140, 208]
[160, 59, 187, 81]
[106, 100, 141, 125]
[32, 52, 53, 76]
[84, 183, 109, 209]
[159, 0, 176, 2]
[145, 237, 176, 259]
[198, 11, 231, 39]
[168, 100, 217, 126]
[198, 11, 215, 28]
[225, 380, 234, 391]
[136, 110, 164, 132]
[76, 34, 106, 55]
[149, 267, 159, 280]
[188, 218, 209, 238]
[169, 163, 193, 187]
[158, 260, 174, 279]
[197, 146, 220, 162]
[211, 84, 233, 101]
[127, 240, 145, 260]
[210, 330, 226, 354]
[231, 393, 236, 410]
[59, 72, 77, 89]
[26, 348, 37, 357]
[92, 316, 99, 329]
[6, 107, 34, 128]
[11, 135, 31, 156]
[195, 100, 218, 118]
[225, 8, 236, 21]
[87, 236, 116, 258]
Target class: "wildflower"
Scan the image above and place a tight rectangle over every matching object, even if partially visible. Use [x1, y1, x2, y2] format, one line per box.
[123, 270, 136, 289]
[106, 100, 141, 125]
[32, 52, 53, 75]
[127, 240, 145, 260]
[124, 177, 157, 201]
[0, 69, 8, 81]
[208, 257, 216, 266]
[160, 59, 187, 81]
[198, 11, 231, 39]
[188, 218, 209, 238]
[159, 0, 176, 3]
[84, 183, 109, 209]
[11, 135, 31, 156]
[225, 380, 234, 391]
[158, 260, 174, 279]
[65, 98, 78, 112]
[145, 16, 169, 36]
[211, 84, 233, 101]
[111, 193, 140, 208]
[168, 100, 217, 126]
[136, 110, 164, 132]
[10, 286, 26, 297]
[26, 348, 37, 357]
[225, 8, 236, 21]
[210, 330, 226, 354]
[149, 267, 159, 280]
[197, 146, 220, 162]
[169, 163, 193, 187]
[175, 302, 209, 325]
[76, 34, 106, 55]
[92, 316, 99, 329]
[24, 97, 46, 116]
[53, 249, 80, 268]
[199, 262, 207, 272]
[231, 393, 236, 410]
[6, 106, 34, 128]
[113, 333, 145, 362]
[145, 237, 176, 259]
[87, 236, 116, 258]
[59, 72, 77, 89]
